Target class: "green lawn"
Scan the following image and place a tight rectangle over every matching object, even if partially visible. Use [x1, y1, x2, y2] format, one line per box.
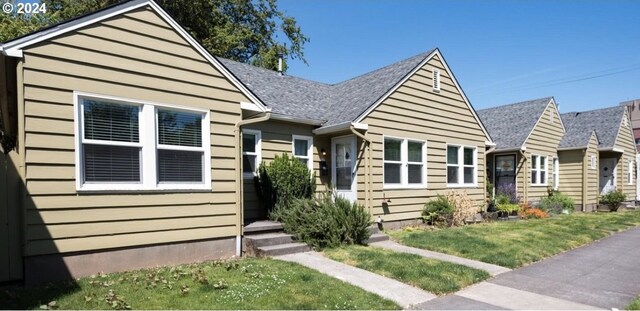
[0, 258, 399, 310]
[628, 296, 640, 310]
[390, 210, 640, 269]
[324, 245, 490, 295]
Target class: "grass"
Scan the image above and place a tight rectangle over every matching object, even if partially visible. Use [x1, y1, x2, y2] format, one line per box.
[628, 296, 640, 310]
[324, 245, 490, 295]
[0, 258, 399, 310]
[390, 210, 640, 269]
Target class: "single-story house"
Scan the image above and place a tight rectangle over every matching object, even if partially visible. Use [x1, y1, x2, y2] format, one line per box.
[478, 97, 565, 203]
[0, 0, 493, 284]
[560, 106, 637, 211]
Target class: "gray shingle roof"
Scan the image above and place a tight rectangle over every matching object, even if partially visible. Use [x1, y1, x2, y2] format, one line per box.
[476, 97, 553, 150]
[560, 106, 626, 149]
[217, 50, 434, 126]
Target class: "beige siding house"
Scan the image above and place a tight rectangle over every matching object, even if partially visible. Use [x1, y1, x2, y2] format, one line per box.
[560, 107, 637, 210]
[478, 98, 565, 203]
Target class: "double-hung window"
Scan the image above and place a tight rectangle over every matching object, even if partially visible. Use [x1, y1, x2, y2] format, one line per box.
[76, 93, 210, 191]
[531, 155, 547, 186]
[552, 157, 559, 190]
[383, 137, 426, 188]
[446, 145, 476, 186]
[292, 135, 313, 172]
[242, 129, 261, 178]
[628, 160, 634, 185]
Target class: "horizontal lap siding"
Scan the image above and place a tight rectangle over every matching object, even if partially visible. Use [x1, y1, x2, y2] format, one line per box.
[615, 113, 637, 199]
[523, 103, 564, 203]
[558, 150, 584, 204]
[361, 55, 487, 222]
[21, 7, 248, 256]
[586, 134, 599, 204]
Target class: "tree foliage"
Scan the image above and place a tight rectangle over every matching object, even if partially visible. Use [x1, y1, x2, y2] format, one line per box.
[0, 0, 308, 71]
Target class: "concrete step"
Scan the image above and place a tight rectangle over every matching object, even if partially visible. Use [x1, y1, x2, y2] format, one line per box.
[369, 225, 381, 235]
[244, 232, 294, 248]
[257, 242, 310, 257]
[244, 220, 283, 235]
[365, 232, 389, 244]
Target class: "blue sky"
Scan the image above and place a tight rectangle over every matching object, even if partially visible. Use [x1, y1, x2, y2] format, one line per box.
[278, 0, 640, 112]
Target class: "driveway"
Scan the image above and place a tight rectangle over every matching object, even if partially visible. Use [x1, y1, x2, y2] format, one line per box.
[417, 226, 640, 310]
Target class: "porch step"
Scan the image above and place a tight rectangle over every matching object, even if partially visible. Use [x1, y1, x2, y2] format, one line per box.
[256, 242, 310, 257]
[365, 233, 389, 244]
[244, 220, 284, 234]
[244, 232, 294, 248]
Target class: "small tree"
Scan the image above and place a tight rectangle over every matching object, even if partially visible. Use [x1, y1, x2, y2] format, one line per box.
[255, 153, 315, 215]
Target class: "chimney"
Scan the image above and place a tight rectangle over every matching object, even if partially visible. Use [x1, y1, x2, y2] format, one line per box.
[277, 53, 283, 76]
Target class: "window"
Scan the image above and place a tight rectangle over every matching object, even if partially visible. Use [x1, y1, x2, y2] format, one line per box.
[446, 145, 476, 187]
[292, 135, 313, 171]
[635, 138, 640, 145]
[242, 129, 261, 178]
[552, 157, 559, 190]
[590, 155, 597, 169]
[432, 69, 440, 92]
[76, 93, 210, 191]
[383, 137, 426, 188]
[530, 155, 547, 186]
[628, 160, 634, 185]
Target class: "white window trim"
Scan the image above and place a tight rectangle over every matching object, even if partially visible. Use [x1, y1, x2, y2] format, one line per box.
[628, 160, 634, 185]
[590, 155, 597, 169]
[446, 144, 478, 188]
[74, 91, 211, 192]
[552, 157, 559, 190]
[383, 136, 427, 189]
[292, 135, 314, 172]
[242, 129, 262, 179]
[432, 69, 441, 92]
[531, 154, 548, 186]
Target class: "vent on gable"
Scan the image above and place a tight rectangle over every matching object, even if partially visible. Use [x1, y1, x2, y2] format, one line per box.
[433, 69, 440, 92]
[550, 109, 554, 124]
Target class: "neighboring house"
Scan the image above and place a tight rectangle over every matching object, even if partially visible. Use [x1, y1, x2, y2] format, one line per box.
[619, 99, 640, 152]
[478, 97, 565, 203]
[560, 106, 637, 209]
[0, 0, 493, 284]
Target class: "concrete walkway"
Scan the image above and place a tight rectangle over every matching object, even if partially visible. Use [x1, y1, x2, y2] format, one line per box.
[370, 240, 511, 276]
[417, 226, 640, 310]
[276, 251, 436, 308]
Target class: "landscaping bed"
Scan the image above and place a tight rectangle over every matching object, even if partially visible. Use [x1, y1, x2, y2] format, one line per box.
[0, 258, 399, 310]
[324, 245, 490, 295]
[390, 210, 640, 268]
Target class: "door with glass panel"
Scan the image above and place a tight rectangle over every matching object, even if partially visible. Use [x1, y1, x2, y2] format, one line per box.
[495, 154, 516, 191]
[332, 135, 357, 202]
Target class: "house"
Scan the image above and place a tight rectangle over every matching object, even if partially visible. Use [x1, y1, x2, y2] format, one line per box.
[0, 0, 493, 284]
[478, 97, 565, 203]
[560, 106, 637, 210]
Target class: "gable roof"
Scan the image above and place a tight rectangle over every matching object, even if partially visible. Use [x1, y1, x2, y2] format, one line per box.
[477, 97, 553, 150]
[0, 0, 267, 112]
[560, 106, 627, 149]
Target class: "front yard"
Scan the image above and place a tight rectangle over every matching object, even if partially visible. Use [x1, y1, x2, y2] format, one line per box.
[390, 210, 640, 268]
[0, 258, 399, 310]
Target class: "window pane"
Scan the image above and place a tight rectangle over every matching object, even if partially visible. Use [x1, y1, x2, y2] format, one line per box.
[447, 146, 459, 164]
[157, 110, 202, 147]
[84, 144, 140, 182]
[540, 171, 546, 183]
[447, 166, 459, 184]
[294, 139, 308, 156]
[531, 171, 538, 184]
[408, 164, 422, 184]
[464, 167, 474, 184]
[463, 148, 474, 165]
[243, 154, 256, 173]
[384, 163, 401, 184]
[84, 100, 139, 143]
[540, 156, 546, 169]
[336, 167, 352, 190]
[531, 156, 538, 169]
[243, 134, 256, 153]
[384, 139, 401, 161]
[158, 150, 203, 182]
[408, 142, 422, 162]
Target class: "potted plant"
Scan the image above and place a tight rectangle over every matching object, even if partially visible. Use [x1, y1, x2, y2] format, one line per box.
[486, 180, 496, 212]
[600, 190, 626, 212]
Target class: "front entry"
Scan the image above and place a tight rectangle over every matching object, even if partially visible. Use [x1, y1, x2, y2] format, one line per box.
[495, 154, 517, 191]
[332, 135, 357, 202]
[599, 158, 617, 195]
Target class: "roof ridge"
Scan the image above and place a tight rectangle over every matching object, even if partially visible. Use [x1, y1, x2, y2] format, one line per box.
[217, 57, 332, 87]
[332, 50, 433, 86]
[477, 96, 553, 112]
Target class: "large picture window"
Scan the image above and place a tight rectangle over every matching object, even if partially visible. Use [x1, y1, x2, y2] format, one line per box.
[76, 93, 210, 191]
[446, 145, 477, 187]
[531, 155, 547, 186]
[383, 137, 426, 188]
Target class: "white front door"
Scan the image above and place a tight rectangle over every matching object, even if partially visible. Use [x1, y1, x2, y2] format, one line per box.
[332, 135, 357, 202]
[599, 158, 617, 195]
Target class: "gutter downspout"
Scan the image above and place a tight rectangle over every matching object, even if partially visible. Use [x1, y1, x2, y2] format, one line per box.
[234, 111, 272, 257]
[350, 125, 372, 218]
[582, 149, 587, 212]
[519, 149, 528, 202]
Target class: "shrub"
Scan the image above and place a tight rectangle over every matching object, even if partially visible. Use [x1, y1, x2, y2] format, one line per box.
[538, 192, 574, 214]
[449, 191, 477, 226]
[600, 189, 627, 212]
[271, 190, 371, 249]
[496, 203, 520, 214]
[256, 153, 316, 215]
[422, 191, 477, 227]
[519, 202, 549, 219]
[496, 183, 520, 204]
